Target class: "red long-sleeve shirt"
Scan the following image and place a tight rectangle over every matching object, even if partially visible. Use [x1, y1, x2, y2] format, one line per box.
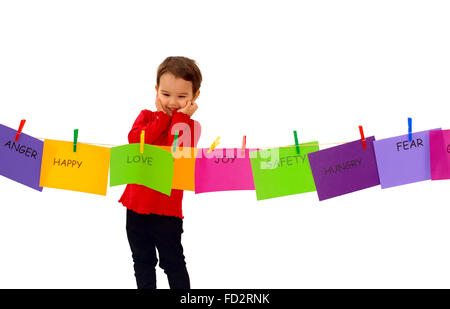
[118, 109, 201, 219]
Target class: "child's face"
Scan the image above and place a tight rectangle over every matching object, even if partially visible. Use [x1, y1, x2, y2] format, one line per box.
[156, 72, 199, 116]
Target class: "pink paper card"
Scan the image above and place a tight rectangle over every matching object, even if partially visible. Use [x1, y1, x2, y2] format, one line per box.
[429, 129, 450, 180]
[194, 148, 258, 193]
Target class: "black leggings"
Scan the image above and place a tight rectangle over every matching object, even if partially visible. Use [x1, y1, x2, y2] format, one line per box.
[126, 209, 190, 289]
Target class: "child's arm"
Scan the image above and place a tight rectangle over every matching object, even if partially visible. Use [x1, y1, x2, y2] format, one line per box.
[128, 110, 171, 144]
[167, 110, 201, 148]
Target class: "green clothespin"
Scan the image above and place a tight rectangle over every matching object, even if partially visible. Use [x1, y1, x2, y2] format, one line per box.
[73, 129, 78, 152]
[293, 130, 300, 154]
[173, 130, 179, 152]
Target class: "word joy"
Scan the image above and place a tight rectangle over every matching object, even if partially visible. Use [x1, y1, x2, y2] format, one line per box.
[214, 157, 236, 164]
[53, 158, 83, 168]
[127, 155, 153, 165]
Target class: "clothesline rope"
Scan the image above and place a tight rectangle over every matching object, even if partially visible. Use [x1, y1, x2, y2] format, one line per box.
[31, 136, 381, 149]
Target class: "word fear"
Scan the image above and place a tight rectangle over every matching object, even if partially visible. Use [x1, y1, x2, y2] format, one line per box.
[53, 158, 83, 168]
[127, 155, 153, 165]
[324, 158, 362, 175]
[262, 154, 306, 169]
[396, 138, 424, 151]
[3, 140, 38, 159]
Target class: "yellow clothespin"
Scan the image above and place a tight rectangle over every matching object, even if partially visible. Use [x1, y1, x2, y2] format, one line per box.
[140, 130, 145, 153]
[207, 136, 220, 153]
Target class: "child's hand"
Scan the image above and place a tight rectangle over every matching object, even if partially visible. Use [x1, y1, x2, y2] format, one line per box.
[155, 94, 171, 116]
[178, 100, 198, 117]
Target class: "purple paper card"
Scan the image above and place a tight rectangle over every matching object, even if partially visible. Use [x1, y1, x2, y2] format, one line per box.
[373, 129, 438, 189]
[195, 148, 258, 193]
[0, 123, 44, 191]
[307, 136, 380, 201]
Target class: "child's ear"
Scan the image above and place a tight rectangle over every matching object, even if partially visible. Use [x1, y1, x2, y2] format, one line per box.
[193, 90, 200, 101]
[155, 85, 158, 92]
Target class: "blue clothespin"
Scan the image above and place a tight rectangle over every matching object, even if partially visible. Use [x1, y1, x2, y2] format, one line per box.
[408, 117, 412, 142]
[293, 130, 300, 154]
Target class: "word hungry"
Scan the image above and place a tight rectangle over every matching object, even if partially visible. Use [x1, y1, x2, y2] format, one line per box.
[53, 158, 83, 168]
[3, 140, 38, 159]
[324, 158, 362, 175]
[396, 138, 424, 152]
[262, 154, 306, 169]
[127, 155, 153, 165]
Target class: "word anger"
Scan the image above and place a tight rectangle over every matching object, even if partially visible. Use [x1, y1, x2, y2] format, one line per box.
[3, 140, 38, 159]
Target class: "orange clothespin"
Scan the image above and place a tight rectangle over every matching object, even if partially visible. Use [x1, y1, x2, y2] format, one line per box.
[140, 130, 145, 153]
[207, 136, 220, 153]
[359, 125, 367, 149]
[241, 135, 246, 156]
[14, 119, 26, 142]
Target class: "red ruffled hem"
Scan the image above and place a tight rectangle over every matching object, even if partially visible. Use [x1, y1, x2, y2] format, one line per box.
[119, 200, 184, 219]
[118, 184, 184, 219]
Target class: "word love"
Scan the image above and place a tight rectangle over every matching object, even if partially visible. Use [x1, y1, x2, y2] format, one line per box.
[53, 158, 83, 168]
[3, 140, 38, 159]
[127, 155, 153, 165]
[396, 138, 424, 152]
[263, 154, 306, 169]
[324, 158, 362, 175]
[214, 157, 236, 164]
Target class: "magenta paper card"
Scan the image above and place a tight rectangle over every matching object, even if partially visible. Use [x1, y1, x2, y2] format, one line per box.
[195, 148, 258, 193]
[0, 123, 44, 191]
[429, 129, 450, 180]
[307, 136, 380, 201]
[373, 129, 439, 188]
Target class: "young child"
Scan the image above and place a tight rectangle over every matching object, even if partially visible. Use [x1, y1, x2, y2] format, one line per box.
[118, 56, 202, 289]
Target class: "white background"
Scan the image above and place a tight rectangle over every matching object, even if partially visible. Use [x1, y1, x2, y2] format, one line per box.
[0, 0, 449, 288]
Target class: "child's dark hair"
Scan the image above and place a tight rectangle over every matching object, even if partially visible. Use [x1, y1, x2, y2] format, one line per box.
[157, 56, 202, 95]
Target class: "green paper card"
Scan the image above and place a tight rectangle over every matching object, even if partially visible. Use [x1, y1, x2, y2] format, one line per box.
[249, 142, 319, 200]
[110, 144, 174, 196]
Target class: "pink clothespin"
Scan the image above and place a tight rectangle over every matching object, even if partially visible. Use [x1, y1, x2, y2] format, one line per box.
[14, 119, 26, 142]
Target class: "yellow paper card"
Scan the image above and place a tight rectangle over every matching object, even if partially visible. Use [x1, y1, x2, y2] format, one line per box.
[40, 139, 111, 195]
[158, 146, 198, 191]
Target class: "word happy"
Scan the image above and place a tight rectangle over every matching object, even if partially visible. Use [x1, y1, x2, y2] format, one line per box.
[324, 158, 362, 175]
[3, 140, 38, 159]
[127, 155, 153, 165]
[396, 138, 424, 151]
[53, 158, 83, 168]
